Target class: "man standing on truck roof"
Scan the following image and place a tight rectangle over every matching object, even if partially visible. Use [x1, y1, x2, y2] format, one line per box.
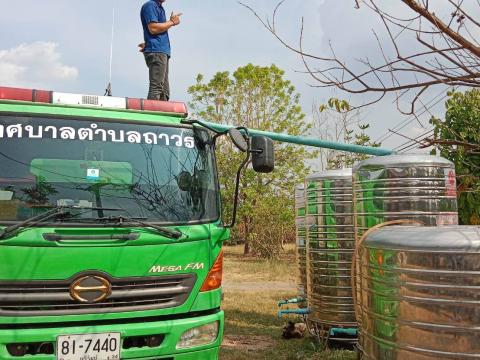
[140, 0, 182, 101]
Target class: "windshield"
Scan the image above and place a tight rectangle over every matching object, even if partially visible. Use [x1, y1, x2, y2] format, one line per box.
[0, 115, 219, 225]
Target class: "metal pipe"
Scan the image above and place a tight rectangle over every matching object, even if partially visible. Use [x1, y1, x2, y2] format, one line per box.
[278, 297, 306, 307]
[329, 327, 357, 337]
[278, 308, 310, 318]
[199, 120, 395, 156]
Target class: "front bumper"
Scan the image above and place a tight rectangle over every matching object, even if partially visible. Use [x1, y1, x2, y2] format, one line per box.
[129, 348, 220, 359]
[0, 311, 224, 360]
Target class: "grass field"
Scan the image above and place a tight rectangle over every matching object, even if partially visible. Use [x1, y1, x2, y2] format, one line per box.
[219, 245, 357, 360]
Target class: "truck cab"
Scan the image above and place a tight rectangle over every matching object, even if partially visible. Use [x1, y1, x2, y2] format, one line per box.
[0, 87, 237, 360]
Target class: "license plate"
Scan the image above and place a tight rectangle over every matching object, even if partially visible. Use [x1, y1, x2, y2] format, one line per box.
[56, 333, 120, 360]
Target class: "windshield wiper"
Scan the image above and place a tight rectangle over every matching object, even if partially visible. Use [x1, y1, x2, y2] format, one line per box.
[32, 205, 126, 212]
[96, 216, 183, 240]
[0, 206, 126, 240]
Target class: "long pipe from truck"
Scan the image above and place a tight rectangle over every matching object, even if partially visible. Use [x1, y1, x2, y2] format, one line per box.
[195, 120, 395, 156]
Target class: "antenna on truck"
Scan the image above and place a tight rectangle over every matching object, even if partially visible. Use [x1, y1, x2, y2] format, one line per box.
[105, 3, 116, 96]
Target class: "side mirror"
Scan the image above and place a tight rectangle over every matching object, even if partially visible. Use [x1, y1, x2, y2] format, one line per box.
[228, 128, 248, 152]
[251, 136, 275, 173]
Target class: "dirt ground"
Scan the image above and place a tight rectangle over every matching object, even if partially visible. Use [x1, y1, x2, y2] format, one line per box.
[222, 334, 274, 352]
[223, 280, 295, 292]
[219, 244, 356, 360]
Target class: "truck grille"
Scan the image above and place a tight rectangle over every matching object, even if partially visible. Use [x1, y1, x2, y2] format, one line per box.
[0, 273, 196, 316]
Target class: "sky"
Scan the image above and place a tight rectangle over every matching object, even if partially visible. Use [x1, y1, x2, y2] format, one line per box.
[0, 0, 454, 160]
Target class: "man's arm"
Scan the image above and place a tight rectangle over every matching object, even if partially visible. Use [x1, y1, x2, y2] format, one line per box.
[148, 13, 182, 35]
[147, 20, 174, 35]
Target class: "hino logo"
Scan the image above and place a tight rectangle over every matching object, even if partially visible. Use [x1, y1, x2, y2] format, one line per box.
[149, 263, 205, 273]
[70, 275, 112, 303]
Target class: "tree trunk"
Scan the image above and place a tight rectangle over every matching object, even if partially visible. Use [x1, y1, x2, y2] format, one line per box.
[243, 241, 251, 255]
[243, 218, 251, 255]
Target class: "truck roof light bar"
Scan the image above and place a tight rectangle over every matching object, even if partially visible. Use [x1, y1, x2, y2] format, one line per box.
[52, 92, 127, 109]
[0, 86, 52, 103]
[126, 98, 187, 114]
[0, 86, 188, 115]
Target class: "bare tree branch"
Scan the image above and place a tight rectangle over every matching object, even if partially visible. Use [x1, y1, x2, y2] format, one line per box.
[240, 0, 480, 115]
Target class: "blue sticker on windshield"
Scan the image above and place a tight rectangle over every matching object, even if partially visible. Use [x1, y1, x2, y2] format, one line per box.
[87, 168, 100, 180]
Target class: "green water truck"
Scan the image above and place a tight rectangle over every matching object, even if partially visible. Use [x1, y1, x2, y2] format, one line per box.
[0, 86, 274, 360]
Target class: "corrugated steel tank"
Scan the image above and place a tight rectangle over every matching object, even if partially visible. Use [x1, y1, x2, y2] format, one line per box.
[358, 226, 480, 359]
[305, 169, 356, 330]
[295, 184, 307, 305]
[353, 155, 459, 240]
[352, 154, 461, 357]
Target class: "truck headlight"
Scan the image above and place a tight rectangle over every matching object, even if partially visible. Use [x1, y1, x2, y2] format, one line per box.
[176, 321, 219, 349]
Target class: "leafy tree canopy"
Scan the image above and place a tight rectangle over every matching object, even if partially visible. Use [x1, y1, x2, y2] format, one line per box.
[430, 89, 480, 225]
[188, 64, 314, 256]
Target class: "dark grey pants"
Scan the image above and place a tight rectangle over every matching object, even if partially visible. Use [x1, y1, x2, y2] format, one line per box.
[144, 52, 170, 101]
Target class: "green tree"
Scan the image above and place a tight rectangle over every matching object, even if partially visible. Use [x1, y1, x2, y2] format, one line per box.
[430, 89, 480, 225]
[327, 122, 380, 170]
[314, 98, 381, 170]
[188, 64, 313, 257]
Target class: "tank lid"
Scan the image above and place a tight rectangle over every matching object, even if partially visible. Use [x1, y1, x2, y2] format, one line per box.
[365, 226, 480, 250]
[295, 183, 305, 190]
[353, 154, 453, 172]
[306, 168, 352, 181]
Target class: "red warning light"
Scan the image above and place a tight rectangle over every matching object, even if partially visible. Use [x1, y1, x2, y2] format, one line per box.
[0, 86, 52, 103]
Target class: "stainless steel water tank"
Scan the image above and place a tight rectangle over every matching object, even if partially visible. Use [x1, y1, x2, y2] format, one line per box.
[353, 155, 459, 241]
[353, 154, 459, 337]
[305, 169, 356, 331]
[295, 184, 307, 305]
[358, 226, 480, 359]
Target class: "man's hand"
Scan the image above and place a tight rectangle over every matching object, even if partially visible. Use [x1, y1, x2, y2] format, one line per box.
[138, 42, 146, 52]
[170, 12, 183, 26]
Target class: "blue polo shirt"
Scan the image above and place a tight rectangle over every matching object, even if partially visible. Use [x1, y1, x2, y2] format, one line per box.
[141, 0, 171, 56]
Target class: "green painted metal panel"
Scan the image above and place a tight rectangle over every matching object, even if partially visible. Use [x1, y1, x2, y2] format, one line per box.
[0, 101, 225, 349]
[189, 288, 222, 313]
[0, 311, 224, 360]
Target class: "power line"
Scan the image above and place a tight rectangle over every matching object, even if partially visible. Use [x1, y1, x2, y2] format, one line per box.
[396, 128, 435, 152]
[398, 131, 433, 152]
[376, 90, 447, 144]
[378, 93, 445, 152]
[375, 88, 450, 144]
[394, 127, 435, 150]
[394, 128, 434, 151]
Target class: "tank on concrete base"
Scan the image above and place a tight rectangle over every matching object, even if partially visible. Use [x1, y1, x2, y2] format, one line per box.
[358, 226, 480, 359]
[305, 169, 356, 332]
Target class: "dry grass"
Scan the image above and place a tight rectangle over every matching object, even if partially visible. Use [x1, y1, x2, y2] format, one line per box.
[223, 243, 297, 283]
[220, 245, 356, 360]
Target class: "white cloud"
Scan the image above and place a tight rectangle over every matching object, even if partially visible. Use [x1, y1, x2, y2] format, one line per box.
[0, 42, 78, 88]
